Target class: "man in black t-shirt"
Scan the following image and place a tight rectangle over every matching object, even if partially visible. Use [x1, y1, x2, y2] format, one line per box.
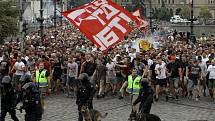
[52, 58, 63, 94]
[0, 56, 10, 79]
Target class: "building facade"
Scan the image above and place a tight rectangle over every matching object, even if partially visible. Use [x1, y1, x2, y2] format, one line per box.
[112, 0, 133, 7]
[144, 0, 215, 18]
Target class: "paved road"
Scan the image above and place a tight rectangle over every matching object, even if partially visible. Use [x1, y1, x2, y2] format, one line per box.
[3, 95, 215, 121]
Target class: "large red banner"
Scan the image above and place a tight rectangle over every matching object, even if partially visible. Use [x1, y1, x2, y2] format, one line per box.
[62, 0, 138, 51]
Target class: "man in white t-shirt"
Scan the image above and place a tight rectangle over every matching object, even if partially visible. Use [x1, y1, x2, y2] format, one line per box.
[207, 60, 215, 101]
[12, 56, 25, 90]
[154, 58, 167, 101]
[67, 57, 79, 97]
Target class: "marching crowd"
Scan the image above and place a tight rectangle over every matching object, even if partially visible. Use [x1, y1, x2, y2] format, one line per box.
[0, 21, 215, 121]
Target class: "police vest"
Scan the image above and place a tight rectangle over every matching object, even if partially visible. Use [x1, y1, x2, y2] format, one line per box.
[127, 75, 141, 94]
[36, 69, 48, 88]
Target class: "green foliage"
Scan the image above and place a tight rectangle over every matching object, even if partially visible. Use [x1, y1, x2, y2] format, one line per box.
[180, 5, 190, 19]
[0, 0, 19, 43]
[199, 7, 212, 23]
[152, 1, 173, 21]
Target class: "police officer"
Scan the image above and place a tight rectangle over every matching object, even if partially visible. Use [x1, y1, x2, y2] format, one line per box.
[132, 80, 154, 114]
[35, 63, 49, 95]
[0, 76, 19, 121]
[76, 73, 96, 121]
[21, 82, 42, 121]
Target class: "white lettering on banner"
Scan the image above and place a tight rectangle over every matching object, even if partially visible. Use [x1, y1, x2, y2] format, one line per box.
[67, 9, 86, 26]
[93, 36, 107, 51]
[97, 26, 119, 47]
[85, 5, 98, 13]
[91, 8, 106, 25]
[109, 17, 127, 34]
[93, 0, 108, 7]
[93, 12, 132, 50]
[101, 4, 119, 20]
[118, 13, 132, 23]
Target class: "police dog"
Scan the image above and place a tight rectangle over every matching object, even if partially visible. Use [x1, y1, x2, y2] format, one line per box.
[136, 113, 161, 121]
[81, 105, 108, 121]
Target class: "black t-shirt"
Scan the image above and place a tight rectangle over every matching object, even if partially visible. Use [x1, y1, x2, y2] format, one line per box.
[116, 62, 123, 77]
[189, 64, 201, 80]
[181, 62, 188, 77]
[170, 62, 181, 78]
[53, 62, 62, 76]
[0, 61, 10, 77]
[150, 63, 156, 80]
[83, 61, 97, 77]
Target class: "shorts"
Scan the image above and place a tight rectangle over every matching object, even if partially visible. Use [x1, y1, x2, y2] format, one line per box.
[187, 79, 198, 91]
[52, 75, 61, 81]
[116, 76, 125, 82]
[107, 76, 117, 84]
[12, 74, 22, 86]
[170, 77, 179, 88]
[208, 79, 215, 89]
[155, 78, 167, 87]
[67, 77, 78, 87]
[61, 74, 67, 86]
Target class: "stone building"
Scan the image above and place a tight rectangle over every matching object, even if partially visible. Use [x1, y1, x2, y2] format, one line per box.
[143, 0, 215, 18]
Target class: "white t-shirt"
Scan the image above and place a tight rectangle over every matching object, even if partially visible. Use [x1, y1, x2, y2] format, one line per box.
[147, 59, 153, 67]
[155, 62, 166, 79]
[129, 52, 136, 62]
[67, 62, 78, 78]
[106, 62, 115, 71]
[207, 65, 215, 79]
[14, 61, 25, 75]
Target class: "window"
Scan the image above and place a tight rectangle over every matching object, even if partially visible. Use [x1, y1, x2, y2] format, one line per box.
[209, 0, 215, 4]
[172, 0, 174, 4]
[169, 0, 171, 4]
[158, 0, 160, 4]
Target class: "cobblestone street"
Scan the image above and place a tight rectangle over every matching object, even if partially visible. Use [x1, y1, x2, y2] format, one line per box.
[3, 95, 215, 121]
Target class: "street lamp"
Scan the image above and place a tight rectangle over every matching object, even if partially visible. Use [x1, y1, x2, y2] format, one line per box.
[149, 0, 153, 33]
[190, 0, 196, 44]
[60, 0, 63, 26]
[39, 0, 44, 41]
[140, 0, 153, 33]
[54, 0, 57, 29]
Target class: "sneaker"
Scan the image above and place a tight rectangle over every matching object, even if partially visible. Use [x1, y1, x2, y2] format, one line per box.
[195, 98, 199, 102]
[118, 96, 124, 100]
[175, 95, 179, 100]
[155, 98, 159, 102]
[166, 96, 169, 102]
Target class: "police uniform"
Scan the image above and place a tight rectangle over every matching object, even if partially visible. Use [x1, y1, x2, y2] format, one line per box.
[21, 82, 42, 121]
[76, 73, 96, 121]
[0, 76, 19, 121]
[133, 81, 154, 114]
[35, 69, 48, 88]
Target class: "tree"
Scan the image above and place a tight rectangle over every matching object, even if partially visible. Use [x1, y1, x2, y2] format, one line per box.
[180, 5, 190, 19]
[0, 0, 19, 43]
[199, 7, 212, 24]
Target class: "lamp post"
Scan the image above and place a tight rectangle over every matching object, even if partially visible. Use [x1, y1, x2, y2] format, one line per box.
[149, 0, 153, 33]
[60, 0, 63, 26]
[39, 0, 44, 41]
[190, 0, 196, 43]
[190, 0, 194, 38]
[54, 0, 57, 28]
